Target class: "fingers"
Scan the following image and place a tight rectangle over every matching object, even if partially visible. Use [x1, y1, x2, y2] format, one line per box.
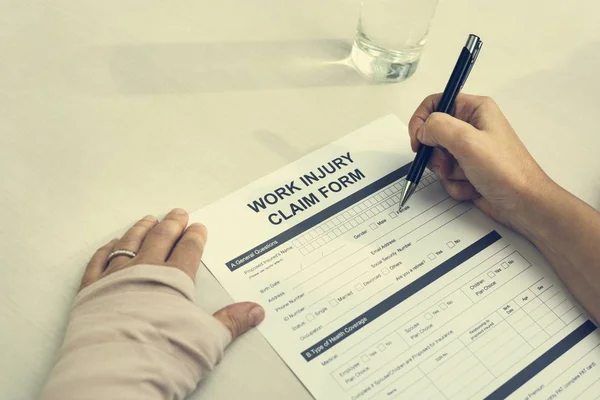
[167, 223, 208, 280]
[138, 208, 189, 262]
[213, 302, 265, 342]
[416, 112, 478, 158]
[428, 149, 467, 180]
[427, 148, 452, 177]
[446, 164, 467, 181]
[81, 238, 117, 289]
[81, 209, 208, 290]
[107, 215, 158, 270]
[440, 179, 481, 201]
[408, 93, 496, 152]
[408, 93, 442, 152]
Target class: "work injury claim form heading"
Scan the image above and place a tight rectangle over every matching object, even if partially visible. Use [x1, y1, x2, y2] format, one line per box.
[191, 115, 600, 400]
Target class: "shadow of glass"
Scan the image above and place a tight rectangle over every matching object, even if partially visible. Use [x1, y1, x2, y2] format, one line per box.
[68, 40, 372, 96]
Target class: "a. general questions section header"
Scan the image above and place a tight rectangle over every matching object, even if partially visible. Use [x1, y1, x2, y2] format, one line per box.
[225, 163, 412, 272]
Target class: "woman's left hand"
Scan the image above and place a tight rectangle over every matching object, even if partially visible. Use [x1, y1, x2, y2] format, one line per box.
[80, 207, 265, 339]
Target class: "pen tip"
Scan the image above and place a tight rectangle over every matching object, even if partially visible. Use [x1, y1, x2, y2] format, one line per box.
[400, 196, 409, 208]
[399, 180, 416, 210]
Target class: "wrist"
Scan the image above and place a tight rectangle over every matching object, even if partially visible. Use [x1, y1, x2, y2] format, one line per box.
[508, 174, 563, 240]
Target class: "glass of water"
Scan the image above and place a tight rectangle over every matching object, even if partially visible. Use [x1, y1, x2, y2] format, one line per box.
[350, 0, 438, 82]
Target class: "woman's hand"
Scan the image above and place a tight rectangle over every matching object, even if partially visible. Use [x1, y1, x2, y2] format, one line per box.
[80, 208, 265, 339]
[408, 93, 553, 232]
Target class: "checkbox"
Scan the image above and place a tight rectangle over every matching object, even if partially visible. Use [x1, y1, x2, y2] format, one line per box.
[333, 228, 342, 236]
[353, 206, 361, 213]
[382, 267, 390, 275]
[446, 241, 455, 248]
[361, 355, 370, 362]
[328, 232, 336, 240]
[488, 271, 496, 278]
[366, 210, 375, 217]
[425, 313, 433, 320]
[355, 283, 364, 291]
[386, 199, 395, 207]
[377, 344, 386, 352]
[329, 299, 339, 307]
[502, 262, 509, 269]
[389, 212, 397, 219]
[340, 225, 348, 233]
[439, 303, 448, 310]
[306, 313, 315, 321]
[356, 215, 365, 222]
[392, 195, 400, 202]
[293, 240, 300, 247]
[376, 205, 385, 212]
[310, 231, 318, 238]
[428, 253, 436, 260]
[300, 248, 309, 255]
[320, 224, 329, 232]
[350, 220, 358, 227]
[369, 223, 378, 230]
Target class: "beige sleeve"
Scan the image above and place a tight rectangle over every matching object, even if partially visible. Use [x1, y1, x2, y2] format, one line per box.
[40, 265, 232, 400]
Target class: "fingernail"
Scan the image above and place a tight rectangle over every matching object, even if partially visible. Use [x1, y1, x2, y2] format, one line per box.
[416, 126, 425, 141]
[248, 306, 265, 326]
[171, 208, 187, 215]
[143, 215, 157, 221]
[191, 222, 207, 232]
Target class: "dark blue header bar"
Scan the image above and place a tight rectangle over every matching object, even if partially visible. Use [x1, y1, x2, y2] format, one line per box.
[300, 231, 502, 361]
[226, 163, 412, 271]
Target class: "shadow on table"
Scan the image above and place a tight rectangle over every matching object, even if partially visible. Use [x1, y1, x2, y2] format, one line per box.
[68, 39, 370, 95]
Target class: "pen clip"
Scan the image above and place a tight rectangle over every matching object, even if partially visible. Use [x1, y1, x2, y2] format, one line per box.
[460, 37, 483, 89]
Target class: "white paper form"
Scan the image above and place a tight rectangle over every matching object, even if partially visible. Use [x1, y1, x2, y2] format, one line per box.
[191, 115, 600, 400]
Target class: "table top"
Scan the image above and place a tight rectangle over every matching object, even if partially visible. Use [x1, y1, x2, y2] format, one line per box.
[2, 0, 600, 399]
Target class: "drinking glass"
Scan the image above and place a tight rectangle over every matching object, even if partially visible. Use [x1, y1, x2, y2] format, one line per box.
[350, 0, 438, 82]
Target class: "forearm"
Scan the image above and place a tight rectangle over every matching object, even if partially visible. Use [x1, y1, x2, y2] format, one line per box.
[515, 182, 600, 321]
[40, 266, 231, 400]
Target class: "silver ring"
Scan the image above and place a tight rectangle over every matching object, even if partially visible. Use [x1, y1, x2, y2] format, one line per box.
[107, 249, 137, 264]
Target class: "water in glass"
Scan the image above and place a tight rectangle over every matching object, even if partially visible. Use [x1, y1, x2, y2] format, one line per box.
[350, 0, 438, 82]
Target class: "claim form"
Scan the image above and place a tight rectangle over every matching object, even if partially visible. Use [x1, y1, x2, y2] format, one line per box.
[191, 115, 600, 400]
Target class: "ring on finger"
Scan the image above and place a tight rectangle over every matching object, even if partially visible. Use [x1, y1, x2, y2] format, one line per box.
[106, 249, 137, 264]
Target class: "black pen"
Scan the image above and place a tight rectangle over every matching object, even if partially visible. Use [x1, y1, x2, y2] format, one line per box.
[399, 34, 483, 208]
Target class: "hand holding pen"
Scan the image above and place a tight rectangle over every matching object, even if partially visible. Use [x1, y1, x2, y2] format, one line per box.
[400, 34, 483, 208]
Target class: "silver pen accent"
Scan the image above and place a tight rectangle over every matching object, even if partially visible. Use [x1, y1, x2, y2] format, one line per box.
[399, 180, 416, 209]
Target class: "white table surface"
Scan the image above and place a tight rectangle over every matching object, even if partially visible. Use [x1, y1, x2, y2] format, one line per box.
[2, 0, 600, 399]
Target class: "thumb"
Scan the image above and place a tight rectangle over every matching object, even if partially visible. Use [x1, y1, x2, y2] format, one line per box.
[213, 302, 265, 342]
[417, 112, 477, 156]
